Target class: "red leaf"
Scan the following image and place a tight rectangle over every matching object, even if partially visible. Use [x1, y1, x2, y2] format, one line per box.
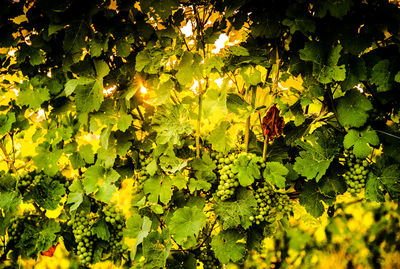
[41, 242, 59, 257]
[261, 105, 285, 140]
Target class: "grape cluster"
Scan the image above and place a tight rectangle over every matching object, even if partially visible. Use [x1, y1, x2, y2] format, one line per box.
[343, 148, 369, 194]
[198, 246, 221, 269]
[102, 205, 127, 256]
[67, 210, 94, 266]
[136, 151, 152, 189]
[212, 152, 239, 201]
[249, 183, 293, 225]
[17, 171, 69, 191]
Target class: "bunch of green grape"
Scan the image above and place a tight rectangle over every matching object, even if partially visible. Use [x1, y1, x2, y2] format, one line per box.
[67, 210, 94, 266]
[343, 148, 369, 194]
[102, 204, 127, 256]
[198, 245, 221, 269]
[249, 183, 293, 225]
[136, 151, 152, 189]
[213, 152, 239, 201]
[17, 171, 69, 192]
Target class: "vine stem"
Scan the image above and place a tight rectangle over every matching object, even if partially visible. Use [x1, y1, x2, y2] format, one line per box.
[0, 138, 17, 174]
[196, 93, 203, 157]
[262, 136, 269, 161]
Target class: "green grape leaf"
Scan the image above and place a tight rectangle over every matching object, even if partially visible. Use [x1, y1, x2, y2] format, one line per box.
[299, 181, 335, 218]
[226, 93, 251, 115]
[143, 174, 172, 205]
[25, 176, 65, 210]
[371, 59, 392, 92]
[379, 164, 400, 197]
[231, 155, 261, 186]
[66, 192, 83, 211]
[176, 51, 197, 85]
[83, 164, 104, 194]
[33, 143, 62, 176]
[169, 206, 206, 245]
[0, 112, 16, 135]
[227, 46, 249, 56]
[152, 104, 192, 145]
[0, 191, 21, 234]
[263, 162, 289, 188]
[315, 0, 351, 18]
[142, 230, 171, 269]
[395, 71, 400, 83]
[365, 172, 384, 202]
[64, 77, 95, 96]
[211, 230, 246, 264]
[208, 121, 233, 154]
[282, 18, 316, 34]
[191, 154, 217, 182]
[336, 89, 373, 128]
[17, 82, 50, 109]
[125, 215, 152, 260]
[92, 219, 110, 241]
[343, 128, 379, 158]
[188, 178, 211, 193]
[116, 39, 131, 57]
[79, 144, 95, 164]
[293, 144, 333, 182]
[117, 112, 133, 132]
[19, 218, 60, 258]
[214, 188, 257, 230]
[95, 183, 117, 203]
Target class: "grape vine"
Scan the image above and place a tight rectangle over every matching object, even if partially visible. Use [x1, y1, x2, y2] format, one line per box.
[0, 0, 400, 268]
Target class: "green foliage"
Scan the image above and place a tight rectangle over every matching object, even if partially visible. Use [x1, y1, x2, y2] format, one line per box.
[336, 90, 373, 128]
[343, 128, 379, 159]
[214, 188, 257, 229]
[0, 0, 399, 267]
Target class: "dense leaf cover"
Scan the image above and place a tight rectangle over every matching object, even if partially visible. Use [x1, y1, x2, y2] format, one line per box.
[0, 0, 400, 268]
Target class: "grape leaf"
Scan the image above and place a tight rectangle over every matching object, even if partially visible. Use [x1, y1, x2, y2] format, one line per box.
[365, 172, 384, 202]
[188, 178, 211, 193]
[231, 155, 261, 186]
[92, 219, 110, 240]
[176, 51, 198, 86]
[293, 141, 334, 182]
[142, 230, 171, 269]
[314, 0, 351, 18]
[117, 112, 133, 132]
[83, 165, 104, 194]
[169, 206, 206, 245]
[17, 81, 50, 109]
[395, 71, 400, 83]
[371, 59, 392, 92]
[64, 77, 95, 96]
[343, 128, 379, 158]
[263, 162, 289, 188]
[18, 218, 60, 258]
[125, 215, 152, 260]
[336, 89, 373, 128]
[299, 181, 334, 218]
[144, 174, 173, 205]
[379, 164, 400, 197]
[79, 144, 95, 164]
[33, 143, 62, 176]
[152, 104, 192, 145]
[66, 192, 83, 211]
[211, 229, 246, 264]
[25, 176, 65, 210]
[0, 112, 15, 135]
[191, 154, 217, 182]
[95, 183, 117, 203]
[214, 188, 257, 230]
[208, 121, 233, 154]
